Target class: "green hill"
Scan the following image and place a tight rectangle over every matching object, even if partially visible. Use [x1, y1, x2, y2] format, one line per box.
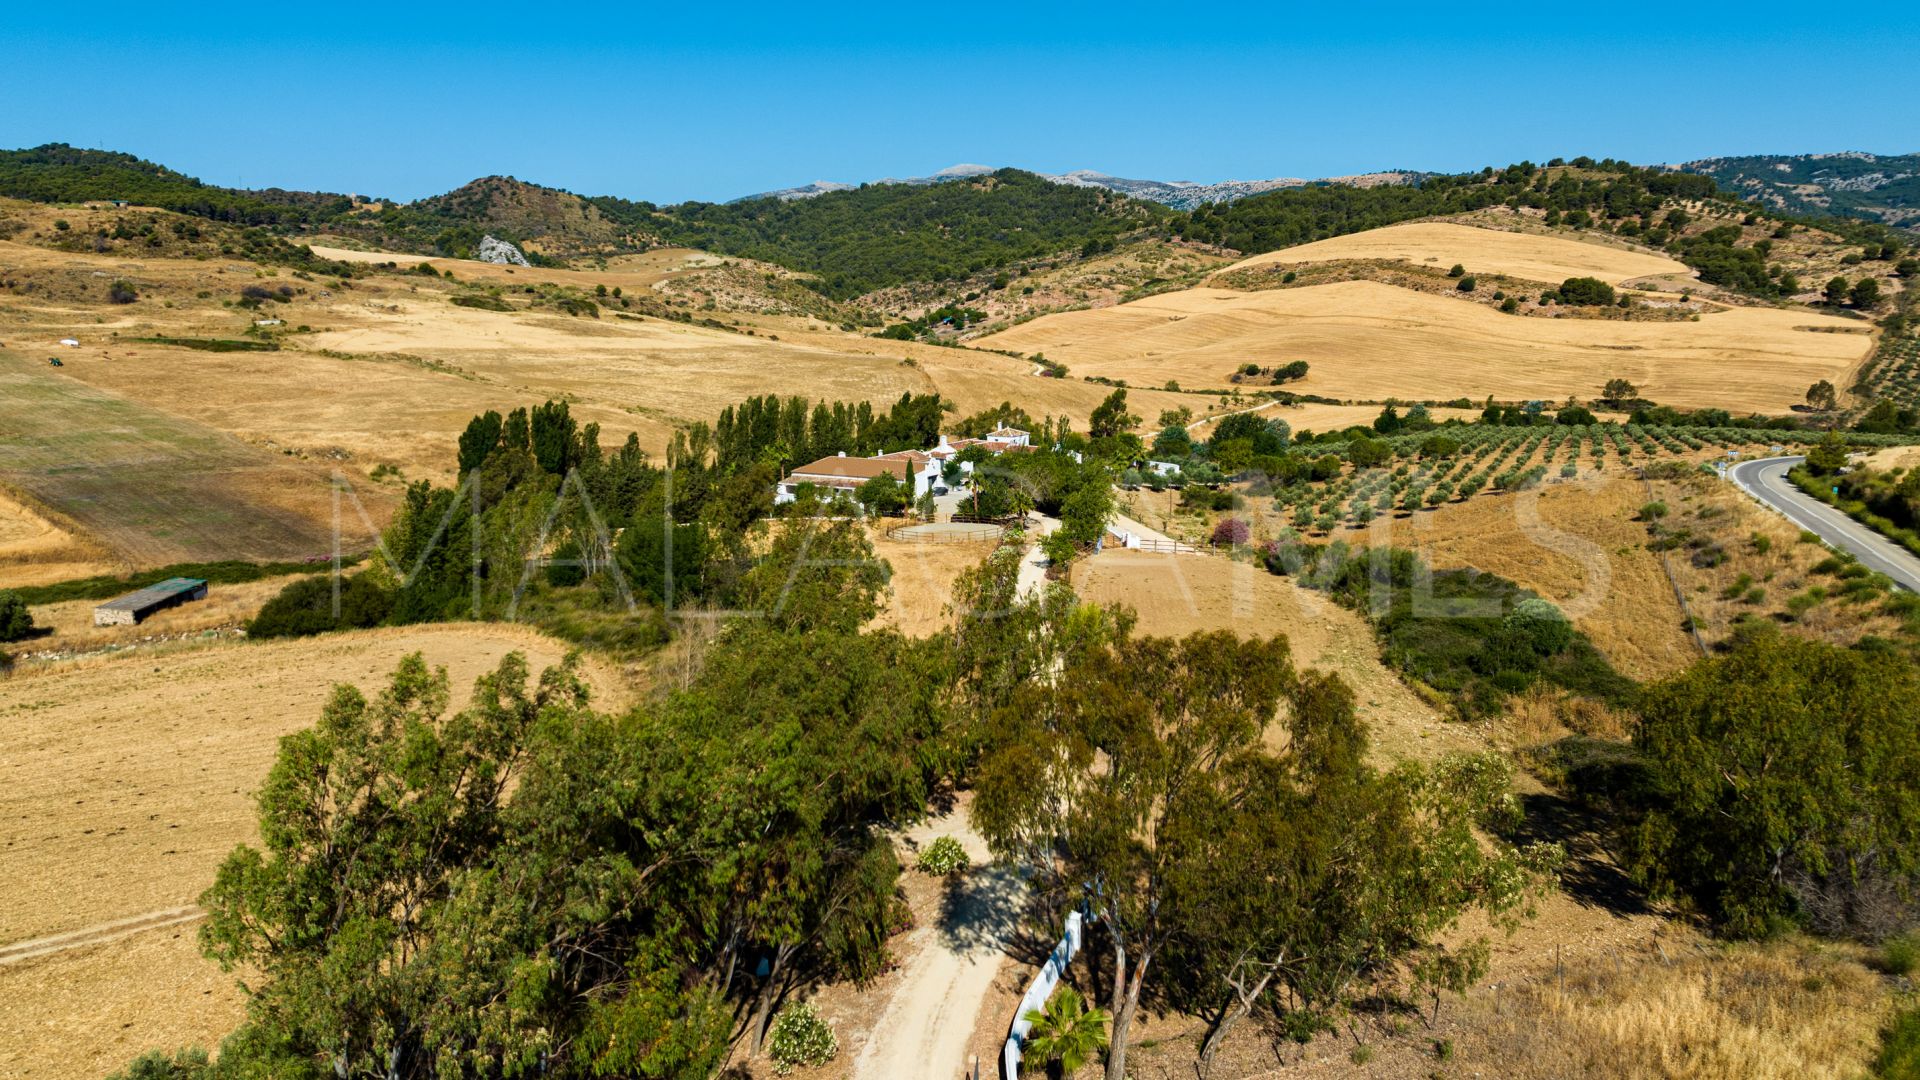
[0, 144, 351, 225]
[614, 169, 1170, 298]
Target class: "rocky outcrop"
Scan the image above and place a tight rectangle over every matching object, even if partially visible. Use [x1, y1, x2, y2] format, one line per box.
[474, 234, 530, 266]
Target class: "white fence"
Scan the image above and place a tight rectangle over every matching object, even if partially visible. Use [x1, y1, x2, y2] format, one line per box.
[1001, 910, 1086, 1079]
[1106, 529, 1201, 555]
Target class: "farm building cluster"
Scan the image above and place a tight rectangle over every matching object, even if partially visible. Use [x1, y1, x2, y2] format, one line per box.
[773, 427, 1034, 505]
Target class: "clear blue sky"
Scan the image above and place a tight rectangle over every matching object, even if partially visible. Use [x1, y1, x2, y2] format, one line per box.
[3, 2, 1915, 204]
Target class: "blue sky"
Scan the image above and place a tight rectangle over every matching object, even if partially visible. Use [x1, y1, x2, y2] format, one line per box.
[3, 2, 1915, 204]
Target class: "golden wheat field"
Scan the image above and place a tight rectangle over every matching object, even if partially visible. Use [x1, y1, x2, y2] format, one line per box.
[977, 279, 1873, 412]
[1220, 220, 1693, 285]
[0, 625, 623, 1080]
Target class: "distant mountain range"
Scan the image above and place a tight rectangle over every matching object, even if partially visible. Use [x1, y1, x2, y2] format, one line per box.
[1680, 152, 1920, 228]
[741, 165, 1427, 208]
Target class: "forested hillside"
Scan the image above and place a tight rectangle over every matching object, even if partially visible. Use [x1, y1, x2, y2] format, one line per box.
[0, 144, 350, 225]
[617, 169, 1169, 297]
[1685, 153, 1920, 229]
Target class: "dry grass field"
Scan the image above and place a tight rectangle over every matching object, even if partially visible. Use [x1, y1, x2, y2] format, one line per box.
[1070, 550, 1481, 765]
[17, 573, 312, 657]
[867, 529, 996, 637]
[1219, 220, 1693, 285]
[1334, 472, 1701, 680]
[0, 220, 1205, 500]
[0, 624, 623, 1080]
[978, 279, 1872, 412]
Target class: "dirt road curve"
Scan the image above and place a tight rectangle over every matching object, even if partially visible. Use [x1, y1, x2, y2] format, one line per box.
[853, 818, 1020, 1080]
[1729, 456, 1920, 593]
[0, 906, 204, 967]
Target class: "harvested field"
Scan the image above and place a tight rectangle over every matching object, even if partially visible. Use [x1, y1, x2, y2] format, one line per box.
[0, 225, 1207, 486]
[0, 624, 625, 1080]
[0, 486, 117, 589]
[305, 243, 725, 293]
[0, 919, 242, 1080]
[977, 280, 1873, 413]
[0, 353, 381, 567]
[1190, 400, 1482, 438]
[1220, 220, 1691, 285]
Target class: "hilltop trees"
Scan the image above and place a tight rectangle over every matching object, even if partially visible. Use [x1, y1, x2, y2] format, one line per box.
[1852, 277, 1883, 310]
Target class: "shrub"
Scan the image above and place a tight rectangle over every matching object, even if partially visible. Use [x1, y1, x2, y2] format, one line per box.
[107, 1048, 213, 1080]
[1505, 597, 1573, 656]
[108, 279, 138, 304]
[1879, 932, 1920, 976]
[1558, 277, 1616, 306]
[247, 574, 392, 639]
[1211, 518, 1251, 547]
[1040, 531, 1076, 567]
[1874, 1005, 1920, 1078]
[916, 835, 971, 876]
[0, 589, 34, 642]
[1638, 501, 1668, 522]
[767, 1002, 838, 1074]
[1021, 987, 1110, 1076]
[1456, 275, 1477, 292]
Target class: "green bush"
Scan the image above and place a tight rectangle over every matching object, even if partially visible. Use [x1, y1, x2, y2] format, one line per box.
[916, 835, 971, 876]
[449, 294, 512, 312]
[0, 589, 33, 642]
[767, 1002, 838, 1074]
[1879, 932, 1920, 976]
[1505, 597, 1573, 655]
[246, 574, 392, 639]
[1874, 1005, 1920, 1078]
[1558, 277, 1617, 306]
[108, 1048, 213, 1080]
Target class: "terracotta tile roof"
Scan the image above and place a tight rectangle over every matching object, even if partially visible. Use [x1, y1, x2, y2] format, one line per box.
[784, 455, 911, 483]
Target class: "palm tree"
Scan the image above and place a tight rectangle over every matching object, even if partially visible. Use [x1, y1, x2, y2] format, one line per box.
[1021, 986, 1111, 1078]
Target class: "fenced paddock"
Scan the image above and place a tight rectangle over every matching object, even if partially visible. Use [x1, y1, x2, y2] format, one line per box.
[886, 521, 1005, 544]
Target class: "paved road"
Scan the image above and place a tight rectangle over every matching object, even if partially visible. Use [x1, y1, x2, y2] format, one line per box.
[1728, 456, 1920, 593]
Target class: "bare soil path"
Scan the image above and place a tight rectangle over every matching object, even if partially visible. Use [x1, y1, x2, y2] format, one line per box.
[852, 809, 1020, 1080]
